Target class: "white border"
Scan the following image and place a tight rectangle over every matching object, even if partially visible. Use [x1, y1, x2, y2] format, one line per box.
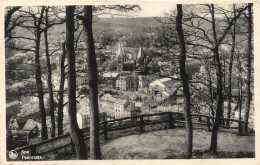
[0, 0, 259, 164]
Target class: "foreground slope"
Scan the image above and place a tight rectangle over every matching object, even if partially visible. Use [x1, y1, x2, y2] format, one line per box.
[101, 128, 254, 159]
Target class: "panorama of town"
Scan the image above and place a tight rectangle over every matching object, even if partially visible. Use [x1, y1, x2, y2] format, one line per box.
[5, 4, 254, 160]
[7, 39, 188, 144]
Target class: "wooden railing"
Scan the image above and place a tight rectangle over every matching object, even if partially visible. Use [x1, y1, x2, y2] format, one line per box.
[13, 112, 248, 160]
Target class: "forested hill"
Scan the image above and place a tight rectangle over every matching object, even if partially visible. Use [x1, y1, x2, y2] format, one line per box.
[13, 17, 159, 40]
[12, 16, 247, 48]
[93, 17, 160, 32]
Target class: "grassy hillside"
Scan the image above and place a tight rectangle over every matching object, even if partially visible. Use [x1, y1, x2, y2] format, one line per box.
[102, 128, 255, 159]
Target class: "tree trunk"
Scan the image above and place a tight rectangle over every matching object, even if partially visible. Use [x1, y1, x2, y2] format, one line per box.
[238, 73, 242, 135]
[82, 5, 102, 159]
[176, 4, 193, 158]
[210, 48, 223, 155]
[227, 4, 236, 126]
[243, 3, 252, 135]
[57, 42, 66, 135]
[44, 7, 55, 137]
[209, 4, 224, 155]
[36, 34, 48, 141]
[223, 60, 226, 95]
[206, 65, 215, 120]
[35, 7, 48, 141]
[66, 6, 87, 159]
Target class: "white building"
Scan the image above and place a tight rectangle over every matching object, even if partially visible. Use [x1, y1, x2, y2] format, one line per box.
[149, 78, 175, 91]
[116, 75, 135, 91]
[100, 94, 136, 119]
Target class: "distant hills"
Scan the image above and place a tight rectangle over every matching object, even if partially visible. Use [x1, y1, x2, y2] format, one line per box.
[95, 17, 159, 27]
[12, 16, 247, 50]
[93, 17, 160, 33]
[13, 17, 159, 41]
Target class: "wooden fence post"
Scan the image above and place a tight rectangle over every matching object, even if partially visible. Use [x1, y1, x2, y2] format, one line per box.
[104, 121, 108, 140]
[199, 115, 202, 122]
[31, 145, 37, 156]
[238, 121, 242, 135]
[207, 117, 211, 132]
[169, 112, 173, 129]
[70, 136, 76, 155]
[140, 116, 144, 133]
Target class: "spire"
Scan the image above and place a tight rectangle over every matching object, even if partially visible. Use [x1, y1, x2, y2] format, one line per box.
[137, 46, 145, 60]
[117, 41, 125, 58]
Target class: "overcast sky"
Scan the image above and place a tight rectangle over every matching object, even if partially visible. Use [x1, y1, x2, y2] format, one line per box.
[98, 2, 236, 18]
[97, 2, 177, 18]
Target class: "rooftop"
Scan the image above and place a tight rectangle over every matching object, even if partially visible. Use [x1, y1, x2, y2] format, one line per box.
[149, 78, 174, 88]
[103, 72, 119, 78]
[160, 78, 172, 83]
[115, 98, 129, 105]
[22, 119, 41, 131]
[6, 101, 20, 108]
[101, 94, 131, 107]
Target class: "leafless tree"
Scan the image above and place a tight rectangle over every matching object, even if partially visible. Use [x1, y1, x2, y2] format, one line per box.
[43, 6, 66, 137]
[5, 7, 21, 41]
[243, 3, 253, 134]
[79, 5, 102, 159]
[176, 4, 193, 158]
[183, 4, 248, 155]
[226, 4, 237, 126]
[66, 6, 87, 159]
[57, 42, 66, 135]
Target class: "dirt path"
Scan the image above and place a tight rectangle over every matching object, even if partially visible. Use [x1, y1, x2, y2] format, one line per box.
[101, 128, 255, 159]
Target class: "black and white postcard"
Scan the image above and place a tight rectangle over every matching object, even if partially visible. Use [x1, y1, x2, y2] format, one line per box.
[1, 0, 258, 164]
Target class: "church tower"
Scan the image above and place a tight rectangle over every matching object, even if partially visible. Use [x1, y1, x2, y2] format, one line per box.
[117, 41, 125, 64]
[117, 63, 123, 72]
[136, 46, 146, 68]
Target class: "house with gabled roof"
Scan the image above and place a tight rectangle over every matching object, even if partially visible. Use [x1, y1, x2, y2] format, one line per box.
[22, 119, 41, 139]
[149, 77, 175, 92]
[103, 72, 120, 88]
[100, 94, 138, 119]
[22, 119, 41, 132]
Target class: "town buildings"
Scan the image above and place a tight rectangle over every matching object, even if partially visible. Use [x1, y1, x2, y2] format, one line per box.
[6, 39, 185, 150]
[103, 72, 119, 88]
[139, 78, 181, 112]
[6, 101, 21, 122]
[100, 94, 138, 119]
[116, 75, 136, 91]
